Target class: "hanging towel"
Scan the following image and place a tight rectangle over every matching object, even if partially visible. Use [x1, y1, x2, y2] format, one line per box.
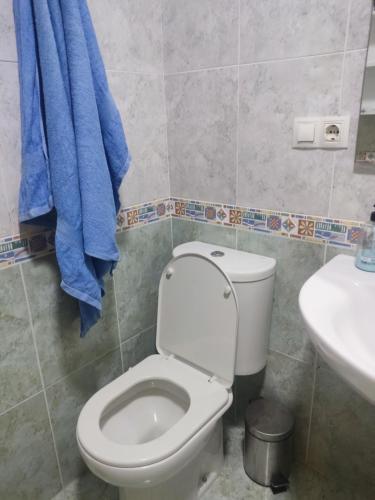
[13, 0, 131, 336]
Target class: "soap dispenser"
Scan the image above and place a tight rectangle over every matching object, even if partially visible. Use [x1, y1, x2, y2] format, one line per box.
[355, 205, 375, 272]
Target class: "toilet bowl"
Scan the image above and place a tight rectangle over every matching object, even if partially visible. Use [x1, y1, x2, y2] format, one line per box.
[77, 355, 232, 491]
[77, 244, 276, 500]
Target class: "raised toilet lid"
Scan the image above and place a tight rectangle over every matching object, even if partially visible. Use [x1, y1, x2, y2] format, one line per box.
[157, 253, 239, 388]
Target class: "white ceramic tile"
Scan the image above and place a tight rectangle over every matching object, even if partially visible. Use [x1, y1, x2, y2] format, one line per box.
[166, 68, 237, 204]
[347, 0, 372, 51]
[108, 71, 169, 207]
[0, 175, 11, 237]
[330, 50, 375, 221]
[237, 55, 343, 215]
[240, 0, 348, 63]
[88, 0, 163, 73]
[0, 62, 21, 234]
[0, 0, 17, 62]
[163, 0, 239, 73]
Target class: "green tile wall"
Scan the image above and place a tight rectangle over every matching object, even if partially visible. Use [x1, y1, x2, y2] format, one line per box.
[0, 219, 172, 499]
[0, 216, 372, 499]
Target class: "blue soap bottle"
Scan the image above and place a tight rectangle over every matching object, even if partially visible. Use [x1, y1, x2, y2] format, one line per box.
[355, 204, 375, 272]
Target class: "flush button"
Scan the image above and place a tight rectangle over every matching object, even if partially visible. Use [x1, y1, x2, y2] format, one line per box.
[211, 250, 225, 257]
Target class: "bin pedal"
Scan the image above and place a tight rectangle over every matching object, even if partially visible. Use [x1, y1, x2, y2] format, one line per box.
[270, 474, 289, 494]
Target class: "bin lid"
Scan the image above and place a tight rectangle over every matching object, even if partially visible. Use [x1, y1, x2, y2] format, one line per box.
[245, 399, 295, 442]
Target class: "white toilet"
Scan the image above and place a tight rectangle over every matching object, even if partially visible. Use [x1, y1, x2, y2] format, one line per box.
[77, 242, 276, 500]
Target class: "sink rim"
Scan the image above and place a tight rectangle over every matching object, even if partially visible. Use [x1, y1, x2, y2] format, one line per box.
[299, 254, 375, 403]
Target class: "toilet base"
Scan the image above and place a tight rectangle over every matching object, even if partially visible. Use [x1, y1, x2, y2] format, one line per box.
[118, 421, 224, 500]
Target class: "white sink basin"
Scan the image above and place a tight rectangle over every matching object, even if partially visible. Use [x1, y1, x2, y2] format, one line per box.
[299, 254, 375, 403]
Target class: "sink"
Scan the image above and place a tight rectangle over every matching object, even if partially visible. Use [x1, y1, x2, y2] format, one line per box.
[299, 254, 375, 403]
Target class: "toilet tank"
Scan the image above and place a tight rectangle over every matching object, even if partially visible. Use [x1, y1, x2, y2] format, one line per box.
[172, 242, 276, 376]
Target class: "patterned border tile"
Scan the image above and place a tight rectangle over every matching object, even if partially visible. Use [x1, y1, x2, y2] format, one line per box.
[0, 196, 364, 268]
[169, 197, 364, 248]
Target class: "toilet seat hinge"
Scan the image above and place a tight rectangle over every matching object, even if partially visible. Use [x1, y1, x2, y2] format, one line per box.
[208, 375, 217, 383]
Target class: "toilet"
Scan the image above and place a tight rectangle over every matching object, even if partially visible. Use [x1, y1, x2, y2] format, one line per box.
[77, 242, 276, 500]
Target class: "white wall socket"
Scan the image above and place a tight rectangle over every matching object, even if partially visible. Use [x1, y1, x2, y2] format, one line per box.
[293, 116, 350, 149]
[320, 116, 350, 149]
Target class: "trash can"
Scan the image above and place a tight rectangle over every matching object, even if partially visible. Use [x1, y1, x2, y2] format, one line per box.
[244, 398, 295, 494]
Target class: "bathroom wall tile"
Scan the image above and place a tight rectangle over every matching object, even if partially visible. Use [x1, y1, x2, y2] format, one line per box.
[0, 62, 21, 234]
[237, 55, 343, 215]
[0, 393, 61, 500]
[121, 325, 157, 372]
[325, 245, 355, 263]
[346, 0, 372, 51]
[166, 68, 237, 204]
[0, 0, 17, 62]
[261, 350, 314, 461]
[0, 266, 41, 414]
[172, 218, 236, 249]
[237, 231, 324, 363]
[163, 0, 239, 73]
[115, 220, 172, 342]
[88, 0, 163, 74]
[108, 71, 169, 207]
[330, 50, 375, 221]
[203, 423, 267, 500]
[263, 462, 356, 500]
[46, 349, 122, 485]
[53, 471, 118, 500]
[0, 176, 11, 238]
[308, 363, 375, 498]
[22, 255, 119, 386]
[240, 0, 348, 64]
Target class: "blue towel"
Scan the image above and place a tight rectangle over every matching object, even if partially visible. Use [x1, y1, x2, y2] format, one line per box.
[13, 0, 131, 336]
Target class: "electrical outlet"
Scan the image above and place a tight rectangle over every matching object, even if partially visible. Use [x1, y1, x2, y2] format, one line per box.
[293, 116, 350, 150]
[320, 116, 350, 149]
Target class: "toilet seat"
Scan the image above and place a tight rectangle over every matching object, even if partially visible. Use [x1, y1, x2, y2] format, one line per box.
[77, 354, 230, 469]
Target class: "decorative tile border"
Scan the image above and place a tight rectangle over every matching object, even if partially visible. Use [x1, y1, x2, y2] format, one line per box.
[116, 197, 171, 231]
[169, 197, 364, 249]
[0, 196, 363, 268]
[0, 198, 171, 268]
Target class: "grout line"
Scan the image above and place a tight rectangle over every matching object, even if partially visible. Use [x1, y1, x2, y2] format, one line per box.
[164, 48, 366, 77]
[112, 274, 124, 372]
[19, 264, 65, 490]
[165, 64, 238, 77]
[0, 389, 45, 419]
[160, 0, 172, 205]
[269, 348, 314, 367]
[0, 58, 18, 64]
[234, 0, 241, 211]
[43, 344, 121, 392]
[120, 323, 156, 347]
[339, 0, 352, 111]
[327, 152, 337, 218]
[343, 0, 353, 55]
[106, 68, 164, 77]
[329, 0, 352, 219]
[234, 0, 240, 255]
[169, 216, 174, 250]
[305, 350, 318, 463]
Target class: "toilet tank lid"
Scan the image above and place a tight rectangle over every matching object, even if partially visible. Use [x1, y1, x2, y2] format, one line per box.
[172, 242, 276, 283]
